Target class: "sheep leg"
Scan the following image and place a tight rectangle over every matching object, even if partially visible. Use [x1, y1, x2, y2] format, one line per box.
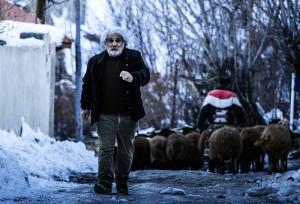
[269, 154, 280, 173]
[279, 154, 288, 172]
[190, 161, 201, 170]
[208, 159, 215, 173]
[268, 154, 275, 174]
[240, 160, 250, 173]
[217, 160, 225, 174]
[253, 159, 260, 172]
[258, 153, 265, 171]
[235, 158, 239, 174]
[283, 155, 288, 171]
[231, 158, 237, 175]
[274, 155, 280, 172]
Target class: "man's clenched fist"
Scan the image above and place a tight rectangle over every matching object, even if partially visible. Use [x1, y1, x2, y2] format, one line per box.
[120, 71, 133, 82]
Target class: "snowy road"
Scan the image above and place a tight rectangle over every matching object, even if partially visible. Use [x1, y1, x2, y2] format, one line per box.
[2, 166, 300, 204]
[1, 124, 300, 203]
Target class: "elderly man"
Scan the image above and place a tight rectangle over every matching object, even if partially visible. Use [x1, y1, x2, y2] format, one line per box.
[80, 26, 150, 195]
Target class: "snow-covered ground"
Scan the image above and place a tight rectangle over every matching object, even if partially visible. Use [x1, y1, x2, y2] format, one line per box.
[0, 119, 97, 199]
[247, 170, 300, 202]
[1, 120, 300, 203]
[0, 148, 30, 198]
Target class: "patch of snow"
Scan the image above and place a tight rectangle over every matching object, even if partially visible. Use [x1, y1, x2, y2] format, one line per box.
[0, 148, 30, 198]
[247, 169, 300, 202]
[137, 127, 155, 136]
[246, 186, 278, 197]
[111, 196, 128, 202]
[160, 187, 186, 195]
[294, 119, 300, 131]
[263, 108, 283, 123]
[56, 79, 76, 91]
[0, 118, 97, 181]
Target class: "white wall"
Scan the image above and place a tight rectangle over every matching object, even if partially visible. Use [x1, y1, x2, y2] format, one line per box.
[0, 38, 55, 135]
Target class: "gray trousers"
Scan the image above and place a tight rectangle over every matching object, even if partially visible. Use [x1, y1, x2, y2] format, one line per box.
[96, 114, 137, 187]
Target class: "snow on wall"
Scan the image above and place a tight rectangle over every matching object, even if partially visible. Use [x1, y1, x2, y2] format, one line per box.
[0, 20, 63, 135]
[0, 43, 55, 135]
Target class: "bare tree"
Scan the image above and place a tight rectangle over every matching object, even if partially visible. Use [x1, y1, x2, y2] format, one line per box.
[102, 0, 300, 127]
[260, 0, 300, 75]
[36, 0, 46, 23]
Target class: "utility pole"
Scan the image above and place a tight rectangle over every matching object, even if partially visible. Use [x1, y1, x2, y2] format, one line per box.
[75, 0, 83, 141]
[171, 59, 179, 127]
[290, 73, 295, 131]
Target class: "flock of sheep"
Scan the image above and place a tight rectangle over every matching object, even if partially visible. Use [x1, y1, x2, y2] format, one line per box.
[131, 119, 293, 174]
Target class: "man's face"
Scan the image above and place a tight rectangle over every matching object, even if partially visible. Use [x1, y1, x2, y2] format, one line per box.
[105, 33, 125, 57]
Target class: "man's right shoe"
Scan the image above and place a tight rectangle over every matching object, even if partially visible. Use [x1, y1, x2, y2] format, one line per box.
[94, 183, 112, 194]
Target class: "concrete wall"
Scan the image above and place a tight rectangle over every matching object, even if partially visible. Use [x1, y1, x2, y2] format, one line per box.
[0, 38, 55, 135]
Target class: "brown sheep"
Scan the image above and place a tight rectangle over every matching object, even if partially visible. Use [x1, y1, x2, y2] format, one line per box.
[184, 131, 203, 170]
[131, 136, 151, 171]
[254, 120, 292, 173]
[208, 126, 242, 174]
[149, 135, 168, 169]
[239, 126, 265, 173]
[166, 133, 189, 169]
[253, 125, 266, 135]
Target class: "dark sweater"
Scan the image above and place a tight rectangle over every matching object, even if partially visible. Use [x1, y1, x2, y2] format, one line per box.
[100, 55, 127, 114]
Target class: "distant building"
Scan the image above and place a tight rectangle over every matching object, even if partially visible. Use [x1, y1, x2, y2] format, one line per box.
[0, 0, 41, 23]
[0, 0, 87, 24]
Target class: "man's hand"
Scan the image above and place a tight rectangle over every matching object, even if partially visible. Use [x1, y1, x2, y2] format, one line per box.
[81, 110, 90, 120]
[120, 71, 133, 82]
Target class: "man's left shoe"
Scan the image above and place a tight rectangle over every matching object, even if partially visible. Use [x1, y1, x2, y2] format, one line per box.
[116, 184, 128, 195]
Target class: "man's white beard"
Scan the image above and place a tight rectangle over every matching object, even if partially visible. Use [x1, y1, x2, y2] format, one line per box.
[107, 46, 124, 57]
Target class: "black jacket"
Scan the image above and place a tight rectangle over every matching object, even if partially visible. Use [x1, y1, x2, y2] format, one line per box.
[81, 48, 150, 125]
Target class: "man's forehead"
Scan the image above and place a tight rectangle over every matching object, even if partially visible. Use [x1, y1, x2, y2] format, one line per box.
[106, 33, 123, 39]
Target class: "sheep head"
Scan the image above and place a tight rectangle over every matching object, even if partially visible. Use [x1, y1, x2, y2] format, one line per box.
[254, 132, 270, 147]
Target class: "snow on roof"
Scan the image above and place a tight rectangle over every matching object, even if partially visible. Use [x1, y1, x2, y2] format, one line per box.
[1, 37, 45, 47]
[0, 20, 66, 47]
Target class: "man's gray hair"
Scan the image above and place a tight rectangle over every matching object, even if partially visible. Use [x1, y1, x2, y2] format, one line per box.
[101, 26, 129, 45]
